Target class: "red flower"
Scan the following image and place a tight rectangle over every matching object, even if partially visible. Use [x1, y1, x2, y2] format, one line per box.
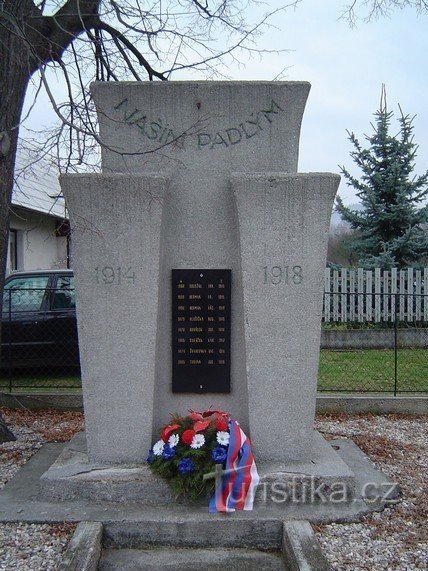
[189, 408, 228, 420]
[215, 418, 228, 431]
[182, 429, 196, 445]
[193, 419, 211, 433]
[161, 423, 180, 442]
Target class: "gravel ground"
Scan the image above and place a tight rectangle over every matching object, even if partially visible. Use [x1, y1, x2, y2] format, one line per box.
[0, 408, 426, 570]
[314, 413, 427, 570]
[0, 409, 82, 571]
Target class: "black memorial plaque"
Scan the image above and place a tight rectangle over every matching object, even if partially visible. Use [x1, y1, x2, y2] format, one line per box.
[172, 269, 231, 393]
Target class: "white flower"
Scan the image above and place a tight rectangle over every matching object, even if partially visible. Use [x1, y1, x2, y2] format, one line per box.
[168, 434, 179, 448]
[216, 431, 230, 446]
[152, 439, 165, 456]
[190, 434, 205, 449]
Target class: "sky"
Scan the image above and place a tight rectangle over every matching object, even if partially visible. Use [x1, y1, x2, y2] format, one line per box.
[22, 0, 428, 206]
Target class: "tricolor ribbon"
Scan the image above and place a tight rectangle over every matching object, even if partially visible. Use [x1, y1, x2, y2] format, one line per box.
[209, 420, 259, 513]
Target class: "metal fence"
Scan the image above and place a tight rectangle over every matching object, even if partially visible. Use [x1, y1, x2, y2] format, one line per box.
[0, 286, 81, 392]
[0, 287, 427, 395]
[319, 292, 428, 394]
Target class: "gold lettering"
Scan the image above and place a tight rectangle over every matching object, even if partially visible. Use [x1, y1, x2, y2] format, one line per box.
[178, 360, 186, 365]
[178, 305, 185, 310]
[178, 327, 185, 332]
[189, 327, 203, 332]
[178, 338, 185, 343]
[177, 295, 185, 299]
[178, 317, 185, 322]
[190, 359, 201, 365]
[190, 349, 207, 354]
[189, 337, 203, 343]
[190, 316, 204, 321]
[189, 305, 202, 310]
[189, 295, 201, 299]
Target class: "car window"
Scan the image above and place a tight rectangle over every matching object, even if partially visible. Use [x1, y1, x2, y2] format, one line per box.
[51, 276, 76, 310]
[3, 276, 50, 313]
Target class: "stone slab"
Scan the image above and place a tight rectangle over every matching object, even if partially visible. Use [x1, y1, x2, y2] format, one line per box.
[283, 521, 331, 571]
[316, 396, 428, 415]
[99, 547, 286, 571]
[38, 431, 356, 507]
[256, 432, 355, 506]
[39, 435, 174, 505]
[59, 521, 102, 571]
[232, 173, 340, 460]
[0, 435, 399, 526]
[61, 174, 167, 464]
[92, 81, 310, 174]
[0, 392, 83, 410]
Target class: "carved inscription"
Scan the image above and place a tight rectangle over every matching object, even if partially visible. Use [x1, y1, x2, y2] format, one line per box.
[172, 269, 231, 393]
[263, 265, 303, 285]
[114, 99, 183, 148]
[114, 98, 284, 151]
[95, 266, 136, 285]
[197, 100, 284, 150]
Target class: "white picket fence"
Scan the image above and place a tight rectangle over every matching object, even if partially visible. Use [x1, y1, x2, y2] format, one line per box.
[323, 267, 428, 323]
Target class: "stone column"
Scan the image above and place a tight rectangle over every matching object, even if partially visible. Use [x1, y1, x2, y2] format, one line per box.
[232, 173, 340, 461]
[61, 174, 167, 464]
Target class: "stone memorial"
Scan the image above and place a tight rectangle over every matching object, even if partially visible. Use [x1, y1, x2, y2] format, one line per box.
[46, 81, 355, 503]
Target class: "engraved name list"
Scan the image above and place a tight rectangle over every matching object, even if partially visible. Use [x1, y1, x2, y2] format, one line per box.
[171, 269, 231, 393]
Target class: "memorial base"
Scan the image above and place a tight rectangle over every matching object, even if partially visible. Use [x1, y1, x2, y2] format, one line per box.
[38, 431, 398, 515]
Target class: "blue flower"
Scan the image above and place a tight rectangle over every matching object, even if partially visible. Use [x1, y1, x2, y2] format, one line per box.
[146, 450, 155, 464]
[162, 443, 176, 460]
[178, 457, 195, 475]
[212, 446, 227, 463]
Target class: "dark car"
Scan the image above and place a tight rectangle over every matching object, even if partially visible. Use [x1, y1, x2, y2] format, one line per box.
[1, 270, 79, 369]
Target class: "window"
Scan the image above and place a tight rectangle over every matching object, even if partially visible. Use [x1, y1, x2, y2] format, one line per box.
[3, 276, 49, 313]
[51, 276, 75, 310]
[9, 229, 17, 271]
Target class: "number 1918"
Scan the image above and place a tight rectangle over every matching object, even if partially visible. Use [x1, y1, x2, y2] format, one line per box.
[263, 265, 303, 285]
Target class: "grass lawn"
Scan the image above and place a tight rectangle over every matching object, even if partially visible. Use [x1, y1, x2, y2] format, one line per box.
[0, 371, 81, 393]
[0, 350, 426, 394]
[318, 348, 428, 393]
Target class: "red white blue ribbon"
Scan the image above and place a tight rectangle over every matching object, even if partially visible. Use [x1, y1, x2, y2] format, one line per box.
[209, 420, 259, 513]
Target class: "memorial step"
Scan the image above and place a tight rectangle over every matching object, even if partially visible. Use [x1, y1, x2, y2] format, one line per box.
[98, 546, 288, 570]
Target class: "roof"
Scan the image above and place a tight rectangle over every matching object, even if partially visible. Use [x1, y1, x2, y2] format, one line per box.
[12, 142, 67, 219]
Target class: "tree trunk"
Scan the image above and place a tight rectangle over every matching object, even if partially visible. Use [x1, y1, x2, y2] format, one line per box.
[0, 1, 34, 299]
[0, 2, 34, 441]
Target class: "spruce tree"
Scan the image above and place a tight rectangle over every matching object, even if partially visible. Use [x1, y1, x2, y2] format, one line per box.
[336, 92, 428, 269]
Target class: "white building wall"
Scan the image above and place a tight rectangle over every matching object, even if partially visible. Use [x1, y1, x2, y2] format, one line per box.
[6, 209, 68, 275]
